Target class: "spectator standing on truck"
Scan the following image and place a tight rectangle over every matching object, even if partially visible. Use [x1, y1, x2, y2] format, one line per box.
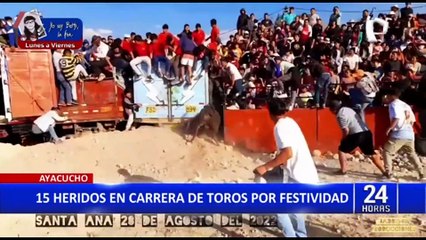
[90, 36, 112, 82]
[59, 49, 90, 103]
[32, 107, 68, 144]
[130, 35, 153, 81]
[179, 24, 197, 85]
[254, 98, 319, 237]
[53, 49, 74, 106]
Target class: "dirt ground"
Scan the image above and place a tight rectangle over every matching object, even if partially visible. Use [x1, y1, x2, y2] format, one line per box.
[0, 126, 425, 237]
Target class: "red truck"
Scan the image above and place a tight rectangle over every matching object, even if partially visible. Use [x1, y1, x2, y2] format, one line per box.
[0, 48, 125, 144]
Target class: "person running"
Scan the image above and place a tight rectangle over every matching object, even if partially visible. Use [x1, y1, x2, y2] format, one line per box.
[254, 98, 319, 237]
[382, 88, 426, 181]
[329, 100, 386, 176]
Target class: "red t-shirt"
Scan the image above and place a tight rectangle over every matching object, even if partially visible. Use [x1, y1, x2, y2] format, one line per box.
[121, 40, 133, 55]
[173, 37, 183, 56]
[133, 41, 151, 57]
[158, 32, 173, 46]
[211, 25, 220, 43]
[151, 41, 166, 57]
[193, 29, 206, 46]
[208, 42, 218, 55]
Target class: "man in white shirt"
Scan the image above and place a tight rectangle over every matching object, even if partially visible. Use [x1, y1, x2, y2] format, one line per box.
[52, 49, 74, 106]
[89, 36, 113, 81]
[309, 8, 320, 26]
[382, 88, 425, 181]
[343, 48, 362, 71]
[221, 59, 244, 97]
[254, 98, 319, 237]
[32, 107, 68, 144]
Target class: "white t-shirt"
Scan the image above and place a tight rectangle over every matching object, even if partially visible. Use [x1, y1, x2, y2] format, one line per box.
[279, 61, 295, 75]
[227, 62, 243, 80]
[343, 54, 362, 70]
[52, 51, 62, 72]
[388, 99, 416, 140]
[34, 110, 67, 132]
[92, 42, 110, 59]
[274, 117, 319, 184]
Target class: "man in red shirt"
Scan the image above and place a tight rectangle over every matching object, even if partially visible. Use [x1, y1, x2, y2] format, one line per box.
[130, 35, 153, 81]
[192, 23, 206, 73]
[207, 19, 221, 59]
[158, 24, 173, 48]
[192, 23, 206, 46]
[121, 34, 134, 60]
[151, 34, 172, 79]
[207, 19, 220, 44]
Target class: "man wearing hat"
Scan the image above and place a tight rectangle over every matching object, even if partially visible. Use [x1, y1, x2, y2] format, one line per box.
[391, 5, 401, 19]
[329, 100, 386, 176]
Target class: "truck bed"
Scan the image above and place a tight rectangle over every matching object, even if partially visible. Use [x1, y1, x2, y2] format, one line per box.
[59, 78, 125, 123]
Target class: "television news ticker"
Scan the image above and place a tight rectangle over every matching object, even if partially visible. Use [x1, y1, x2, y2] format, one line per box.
[0, 178, 424, 214]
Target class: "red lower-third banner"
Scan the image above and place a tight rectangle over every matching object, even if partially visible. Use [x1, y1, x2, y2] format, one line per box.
[0, 173, 93, 183]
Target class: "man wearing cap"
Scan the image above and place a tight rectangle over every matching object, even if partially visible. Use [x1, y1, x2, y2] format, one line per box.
[329, 100, 386, 176]
[382, 88, 426, 181]
[391, 5, 402, 19]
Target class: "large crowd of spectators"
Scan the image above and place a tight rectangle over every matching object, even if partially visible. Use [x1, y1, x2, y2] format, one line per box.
[1, 3, 426, 120]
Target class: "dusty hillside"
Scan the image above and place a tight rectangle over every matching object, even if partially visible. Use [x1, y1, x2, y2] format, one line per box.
[0, 126, 424, 237]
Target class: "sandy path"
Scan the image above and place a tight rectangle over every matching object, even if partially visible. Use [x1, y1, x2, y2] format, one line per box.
[0, 126, 424, 237]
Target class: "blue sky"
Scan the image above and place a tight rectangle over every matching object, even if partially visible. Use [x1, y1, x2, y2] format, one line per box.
[1, 2, 425, 41]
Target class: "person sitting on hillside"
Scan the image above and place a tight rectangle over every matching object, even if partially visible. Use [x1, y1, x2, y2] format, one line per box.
[59, 49, 89, 104]
[32, 107, 68, 144]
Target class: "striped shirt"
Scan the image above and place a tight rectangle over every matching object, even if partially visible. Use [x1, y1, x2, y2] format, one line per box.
[59, 56, 81, 80]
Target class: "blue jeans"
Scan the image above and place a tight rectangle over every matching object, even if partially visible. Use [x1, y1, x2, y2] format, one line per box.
[349, 88, 374, 122]
[234, 79, 244, 96]
[314, 73, 331, 106]
[56, 72, 73, 104]
[153, 56, 171, 77]
[32, 124, 60, 142]
[277, 214, 307, 237]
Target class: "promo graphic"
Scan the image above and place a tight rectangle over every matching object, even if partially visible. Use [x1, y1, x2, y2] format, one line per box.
[15, 10, 83, 49]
